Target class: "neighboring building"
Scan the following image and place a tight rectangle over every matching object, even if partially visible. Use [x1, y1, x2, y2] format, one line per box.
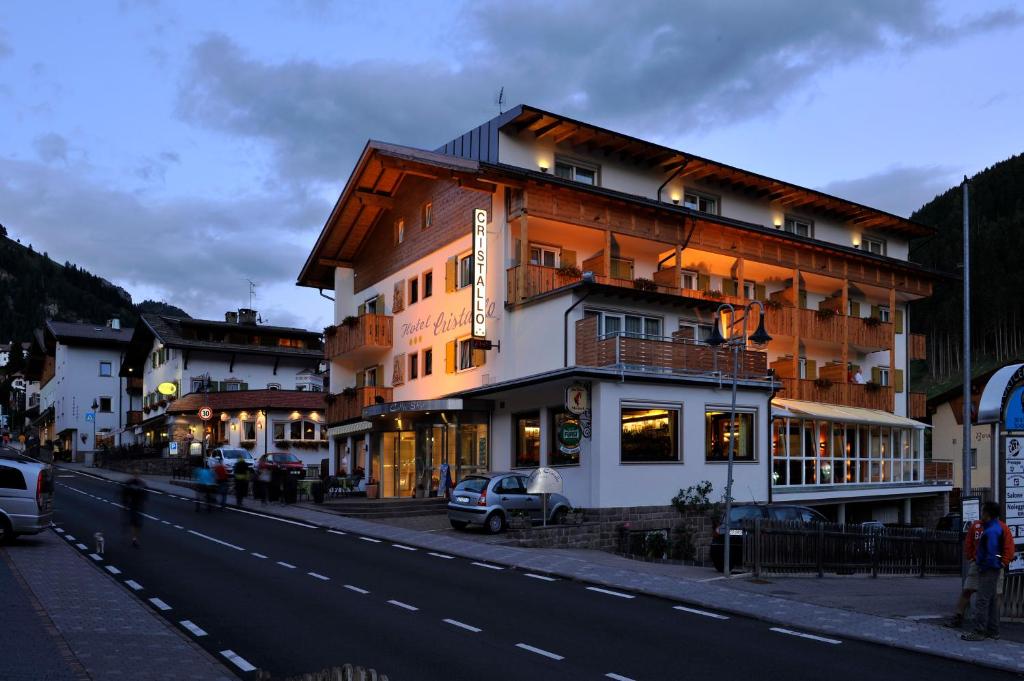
[0, 343, 11, 368]
[120, 309, 326, 456]
[299, 105, 945, 521]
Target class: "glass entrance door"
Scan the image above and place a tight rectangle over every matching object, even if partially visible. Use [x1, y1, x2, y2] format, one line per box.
[381, 432, 416, 498]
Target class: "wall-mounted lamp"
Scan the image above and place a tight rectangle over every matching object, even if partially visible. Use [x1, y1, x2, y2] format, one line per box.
[852, 237, 861, 248]
[231, 423, 237, 431]
[671, 193, 681, 205]
[773, 220, 782, 229]
[538, 162, 549, 173]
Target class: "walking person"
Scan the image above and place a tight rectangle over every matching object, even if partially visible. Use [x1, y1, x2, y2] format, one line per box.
[944, 514, 986, 629]
[962, 502, 1008, 641]
[234, 458, 250, 508]
[194, 465, 215, 512]
[213, 458, 230, 510]
[258, 465, 272, 505]
[121, 468, 148, 548]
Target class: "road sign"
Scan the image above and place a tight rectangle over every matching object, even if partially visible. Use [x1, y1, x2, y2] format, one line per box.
[169, 441, 179, 457]
[199, 406, 213, 421]
[85, 412, 95, 422]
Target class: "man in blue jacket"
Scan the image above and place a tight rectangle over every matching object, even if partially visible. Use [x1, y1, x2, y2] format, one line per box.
[962, 502, 1005, 641]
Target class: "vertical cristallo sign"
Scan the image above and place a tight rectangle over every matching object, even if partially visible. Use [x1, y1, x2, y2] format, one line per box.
[472, 208, 488, 338]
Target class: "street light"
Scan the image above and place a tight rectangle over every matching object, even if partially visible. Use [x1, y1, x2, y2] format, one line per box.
[705, 301, 772, 575]
[90, 398, 99, 455]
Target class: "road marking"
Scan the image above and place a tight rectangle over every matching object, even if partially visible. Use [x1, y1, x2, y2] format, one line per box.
[180, 620, 207, 637]
[524, 573, 557, 582]
[391, 544, 417, 551]
[187, 530, 244, 551]
[359, 536, 381, 543]
[161, 520, 171, 525]
[88, 553, 103, 561]
[443, 618, 481, 633]
[770, 627, 842, 645]
[327, 529, 347, 536]
[606, 674, 635, 681]
[515, 643, 563, 661]
[387, 599, 418, 611]
[344, 584, 369, 594]
[58, 475, 76, 478]
[54, 527, 64, 533]
[471, 562, 503, 570]
[308, 572, 330, 581]
[277, 561, 297, 569]
[251, 552, 268, 559]
[226, 506, 317, 528]
[65, 535, 76, 541]
[220, 650, 256, 672]
[75, 543, 88, 550]
[173, 525, 183, 530]
[125, 580, 143, 591]
[586, 586, 634, 599]
[149, 597, 171, 611]
[428, 552, 454, 559]
[906, 614, 944, 621]
[673, 605, 729, 620]
[105, 565, 122, 575]
[140, 513, 159, 521]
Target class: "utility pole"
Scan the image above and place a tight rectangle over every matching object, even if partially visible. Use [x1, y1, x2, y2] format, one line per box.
[962, 177, 972, 496]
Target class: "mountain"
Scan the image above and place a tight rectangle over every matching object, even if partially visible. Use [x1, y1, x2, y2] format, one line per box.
[908, 153, 1024, 392]
[0, 227, 189, 348]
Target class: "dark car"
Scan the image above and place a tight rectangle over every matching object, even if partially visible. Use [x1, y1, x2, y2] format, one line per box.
[936, 512, 963, 532]
[257, 452, 305, 478]
[709, 503, 828, 572]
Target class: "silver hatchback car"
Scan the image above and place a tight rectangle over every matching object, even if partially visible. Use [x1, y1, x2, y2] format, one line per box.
[447, 472, 572, 534]
[0, 451, 54, 543]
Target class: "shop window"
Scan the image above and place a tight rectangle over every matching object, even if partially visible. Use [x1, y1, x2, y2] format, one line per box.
[621, 404, 680, 463]
[514, 412, 541, 468]
[549, 408, 580, 466]
[705, 408, 756, 462]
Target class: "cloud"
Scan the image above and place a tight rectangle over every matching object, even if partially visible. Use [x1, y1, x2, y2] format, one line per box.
[32, 133, 69, 163]
[176, 1, 1021, 182]
[817, 165, 958, 217]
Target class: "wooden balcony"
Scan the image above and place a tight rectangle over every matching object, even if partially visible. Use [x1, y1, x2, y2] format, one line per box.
[327, 386, 393, 424]
[925, 459, 954, 483]
[126, 376, 143, 394]
[126, 410, 143, 426]
[909, 333, 927, 361]
[574, 317, 769, 379]
[325, 314, 393, 363]
[908, 391, 927, 419]
[778, 377, 893, 411]
[764, 305, 892, 350]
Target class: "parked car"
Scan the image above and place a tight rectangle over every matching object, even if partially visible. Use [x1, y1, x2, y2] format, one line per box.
[256, 452, 305, 478]
[936, 512, 963, 532]
[206, 447, 257, 473]
[447, 472, 572, 534]
[710, 503, 828, 572]
[0, 451, 54, 543]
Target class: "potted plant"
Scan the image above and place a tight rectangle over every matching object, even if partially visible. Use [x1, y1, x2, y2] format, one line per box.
[763, 298, 784, 310]
[815, 307, 837, 321]
[342, 315, 360, 328]
[556, 265, 582, 278]
[323, 324, 337, 337]
[632, 277, 657, 292]
[365, 477, 379, 499]
[863, 316, 883, 328]
[705, 289, 724, 300]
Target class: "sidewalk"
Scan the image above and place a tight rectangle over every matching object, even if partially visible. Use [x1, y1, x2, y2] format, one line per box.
[67, 463, 1024, 674]
[1, 527, 233, 681]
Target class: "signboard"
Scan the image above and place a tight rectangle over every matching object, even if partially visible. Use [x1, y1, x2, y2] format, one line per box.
[85, 412, 95, 422]
[557, 421, 582, 454]
[471, 208, 488, 339]
[169, 441, 179, 457]
[198, 406, 213, 421]
[1005, 386, 1024, 431]
[526, 467, 564, 494]
[566, 383, 589, 415]
[1006, 439, 1024, 549]
[157, 381, 177, 396]
[961, 496, 981, 525]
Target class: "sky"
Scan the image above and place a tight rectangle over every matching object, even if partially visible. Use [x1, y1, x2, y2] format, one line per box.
[1, 0, 1022, 330]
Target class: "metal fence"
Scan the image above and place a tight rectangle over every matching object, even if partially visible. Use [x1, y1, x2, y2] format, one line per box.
[1004, 572, 1024, 621]
[741, 520, 962, 577]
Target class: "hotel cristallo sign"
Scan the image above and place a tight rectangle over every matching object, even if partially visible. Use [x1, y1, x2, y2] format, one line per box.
[472, 208, 488, 338]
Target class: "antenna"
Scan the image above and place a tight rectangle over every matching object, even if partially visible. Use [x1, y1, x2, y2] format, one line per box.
[246, 279, 257, 309]
[495, 87, 505, 114]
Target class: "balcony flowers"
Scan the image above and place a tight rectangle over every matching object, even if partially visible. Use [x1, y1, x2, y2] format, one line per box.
[341, 386, 357, 398]
[815, 307, 837, 321]
[342, 315, 360, 328]
[556, 265, 582, 278]
[632, 277, 658, 292]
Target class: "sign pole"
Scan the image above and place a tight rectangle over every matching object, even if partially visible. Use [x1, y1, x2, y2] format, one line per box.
[962, 177, 972, 496]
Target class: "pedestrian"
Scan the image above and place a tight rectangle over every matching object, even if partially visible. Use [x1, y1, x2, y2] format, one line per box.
[194, 465, 215, 512]
[121, 468, 148, 548]
[962, 502, 1008, 641]
[234, 458, 250, 508]
[213, 458, 230, 510]
[438, 461, 454, 501]
[258, 465, 272, 505]
[944, 515, 986, 629]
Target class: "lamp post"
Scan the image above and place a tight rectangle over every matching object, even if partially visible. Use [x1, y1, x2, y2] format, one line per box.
[706, 301, 772, 575]
[90, 399, 98, 454]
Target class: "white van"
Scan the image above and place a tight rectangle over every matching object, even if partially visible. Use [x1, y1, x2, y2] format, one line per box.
[0, 452, 54, 543]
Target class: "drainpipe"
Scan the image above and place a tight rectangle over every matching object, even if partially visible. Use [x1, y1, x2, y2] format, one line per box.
[563, 273, 596, 367]
[656, 158, 689, 204]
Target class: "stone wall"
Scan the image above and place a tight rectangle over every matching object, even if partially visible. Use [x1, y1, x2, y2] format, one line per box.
[911, 492, 951, 529]
[100, 457, 184, 477]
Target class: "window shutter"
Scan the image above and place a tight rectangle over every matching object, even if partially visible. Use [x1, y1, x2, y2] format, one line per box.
[355, 370, 365, 389]
[871, 305, 881, 320]
[375, 365, 384, 386]
[392, 281, 404, 313]
[722, 279, 737, 296]
[357, 302, 366, 316]
[561, 249, 577, 267]
[894, 309, 904, 334]
[894, 369, 904, 393]
[805, 359, 817, 380]
[473, 345, 487, 367]
[697, 273, 710, 291]
[850, 301, 861, 317]
[754, 283, 766, 301]
[871, 366, 881, 384]
[445, 256, 458, 292]
[445, 340, 456, 374]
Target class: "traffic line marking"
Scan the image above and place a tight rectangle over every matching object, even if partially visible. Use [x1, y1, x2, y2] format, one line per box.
[105, 565, 122, 575]
[387, 599, 418, 611]
[525, 573, 557, 582]
[149, 597, 171, 611]
[769, 627, 842, 645]
[251, 552, 268, 559]
[428, 552, 454, 559]
[125, 580, 143, 591]
[226, 506, 317, 528]
[220, 650, 256, 672]
[673, 605, 729, 620]
[359, 536, 381, 543]
[906, 614, 944, 621]
[327, 529, 347, 536]
[188, 529, 244, 551]
[75, 543, 88, 550]
[443, 618, 481, 633]
[88, 553, 103, 561]
[180, 620, 207, 637]
[277, 561, 297, 569]
[308, 572, 330, 581]
[391, 543, 417, 551]
[54, 527, 64, 533]
[471, 562, 503, 570]
[606, 674, 635, 681]
[344, 585, 369, 594]
[65, 535, 76, 541]
[140, 513, 159, 521]
[586, 587, 634, 599]
[515, 643, 563, 661]
[161, 520, 171, 525]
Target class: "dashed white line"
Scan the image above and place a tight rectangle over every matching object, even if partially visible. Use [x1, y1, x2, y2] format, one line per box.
[161, 520, 171, 525]
[54, 527, 65, 533]
[220, 650, 256, 672]
[515, 643, 563, 661]
[65, 535, 76, 541]
[586, 586, 634, 599]
[173, 525, 183, 530]
[327, 529, 347, 536]
[140, 513, 159, 521]
[75, 543, 88, 550]
[471, 562, 503, 570]
[308, 572, 330, 581]
[344, 584, 369, 594]
[673, 605, 729, 620]
[88, 553, 103, 562]
[180, 620, 207, 637]
[359, 536, 382, 543]
[391, 543, 417, 551]
[427, 551, 454, 559]
[524, 573, 557, 582]
[277, 561, 297, 569]
[125, 580, 143, 591]
[387, 599, 418, 611]
[226, 506, 317, 528]
[443, 618, 481, 633]
[187, 529, 244, 551]
[149, 597, 171, 611]
[906, 614, 944, 621]
[251, 552, 268, 559]
[105, 565, 122, 575]
[606, 673, 635, 681]
[770, 627, 842, 645]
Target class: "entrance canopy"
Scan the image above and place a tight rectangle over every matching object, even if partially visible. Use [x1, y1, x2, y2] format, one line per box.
[977, 363, 1024, 424]
[772, 398, 928, 429]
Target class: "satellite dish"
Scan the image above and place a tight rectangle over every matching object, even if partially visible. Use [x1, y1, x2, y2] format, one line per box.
[526, 467, 563, 494]
[157, 381, 177, 396]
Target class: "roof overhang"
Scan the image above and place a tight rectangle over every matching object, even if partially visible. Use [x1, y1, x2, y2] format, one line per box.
[772, 398, 928, 429]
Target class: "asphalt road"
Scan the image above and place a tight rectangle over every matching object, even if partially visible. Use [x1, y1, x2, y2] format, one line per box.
[51, 469, 1016, 681]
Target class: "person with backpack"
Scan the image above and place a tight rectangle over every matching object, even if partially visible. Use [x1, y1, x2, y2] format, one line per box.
[962, 502, 1012, 641]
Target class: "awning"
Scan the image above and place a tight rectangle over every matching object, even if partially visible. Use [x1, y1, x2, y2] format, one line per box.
[328, 421, 372, 437]
[772, 398, 928, 429]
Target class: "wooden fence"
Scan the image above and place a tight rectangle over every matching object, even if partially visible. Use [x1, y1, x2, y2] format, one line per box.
[741, 520, 962, 577]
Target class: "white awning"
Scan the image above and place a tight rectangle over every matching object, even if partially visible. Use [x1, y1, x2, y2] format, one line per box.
[327, 421, 372, 437]
[772, 398, 928, 429]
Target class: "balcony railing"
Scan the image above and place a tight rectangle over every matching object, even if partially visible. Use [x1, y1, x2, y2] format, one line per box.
[126, 376, 143, 393]
[325, 314, 393, 361]
[327, 386, 393, 424]
[908, 391, 927, 419]
[909, 333, 927, 360]
[925, 459, 954, 484]
[764, 305, 892, 350]
[575, 317, 769, 379]
[126, 410, 143, 426]
[778, 377, 893, 411]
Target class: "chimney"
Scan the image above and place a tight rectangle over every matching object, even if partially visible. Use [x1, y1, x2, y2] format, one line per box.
[109, 318, 121, 331]
[225, 311, 239, 324]
[237, 308, 258, 325]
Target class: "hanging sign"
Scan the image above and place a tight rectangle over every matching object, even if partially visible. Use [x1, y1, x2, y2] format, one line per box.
[558, 421, 583, 454]
[566, 383, 590, 415]
[157, 381, 177, 396]
[472, 208, 488, 339]
[199, 406, 213, 421]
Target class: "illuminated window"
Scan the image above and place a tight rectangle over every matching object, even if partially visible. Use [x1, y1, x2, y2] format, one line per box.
[554, 157, 598, 186]
[783, 216, 813, 237]
[514, 412, 541, 468]
[242, 420, 256, 441]
[683, 191, 718, 215]
[422, 202, 432, 229]
[705, 408, 756, 462]
[620, 404, 680, 463]
[275, 419, 319, 441]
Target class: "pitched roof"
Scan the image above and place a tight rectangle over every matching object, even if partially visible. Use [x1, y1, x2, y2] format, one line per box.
[142, 314, 322, 358]
[165, 389, 326, 415]
[45, 320, 133, 346]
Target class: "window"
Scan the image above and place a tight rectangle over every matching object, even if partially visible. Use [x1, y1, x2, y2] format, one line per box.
[423, 348, 433, 376]
[0, 465, 26, 490]
[742, 281, 756, 299]
[458, 338, 476, 371]
[591, 310, 662, 339]
[861, 237, 886, 255]
[610, 257, 634, 280]
[365, 295, 383, 315]
[549, 408, 580, 466]
[678, 321, 715, 344]
[458, 253, 474, 288]
[276, 419, 318, 441]
[681, 270, 699, 290]
[422, 202, 432, 229]
[408, 351, 419, 381]
[99, 361, 112, 377]
[529, 244, 560, 268]
[706, 408, 756, 462]
[242, 420, 256, 441]
[363, 366, 379, 387]
[191, 377, 207, 393]
[554, 157, 598, 185]
[877, 305, 891, 323]
[494, 476, 527, 494]
[98, 397, 112, 413]
[798, 357, 808, 380]
[395, 218, 406, 245]
[783, 216, 813, 237]
[224, 381, 241, 391]
[422, 271, 433, 299]
[684, 191, 718, 215]
[970, 448, 978, 469]
[408, 277, 419, 305]
[877, 367, 891, 387]
[514, 412, 541, 468]
[621, 404, 680, 463]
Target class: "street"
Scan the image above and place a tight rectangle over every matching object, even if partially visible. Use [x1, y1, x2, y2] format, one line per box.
[51, 469, 1015, 681]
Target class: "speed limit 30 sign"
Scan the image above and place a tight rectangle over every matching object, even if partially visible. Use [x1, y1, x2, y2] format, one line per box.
[199, 406, 213, 421]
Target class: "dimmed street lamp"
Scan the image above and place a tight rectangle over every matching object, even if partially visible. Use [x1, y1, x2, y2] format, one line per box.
[706, 301, 772, 575]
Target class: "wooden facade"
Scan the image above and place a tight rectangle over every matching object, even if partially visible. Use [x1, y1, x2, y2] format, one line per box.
[325, 314, 393, 361]
[778, 378, 893, 412]
[327, 386, 393, 423]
